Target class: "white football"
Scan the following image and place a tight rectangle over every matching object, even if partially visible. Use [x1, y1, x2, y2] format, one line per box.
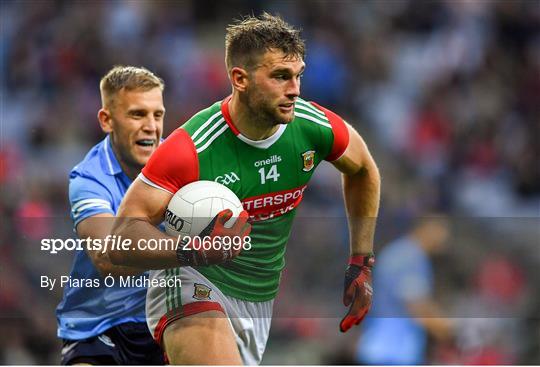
[164, 180, 244, 237]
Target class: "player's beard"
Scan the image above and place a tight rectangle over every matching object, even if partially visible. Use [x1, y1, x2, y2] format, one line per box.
[243, 88, 293, 127]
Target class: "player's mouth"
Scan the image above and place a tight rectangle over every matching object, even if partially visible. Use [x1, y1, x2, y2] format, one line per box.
[135, 139, 157, 150]
[278, 103, 294, 113]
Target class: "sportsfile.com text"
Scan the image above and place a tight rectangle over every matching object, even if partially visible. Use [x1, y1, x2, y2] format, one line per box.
[40, 235, 251, 254]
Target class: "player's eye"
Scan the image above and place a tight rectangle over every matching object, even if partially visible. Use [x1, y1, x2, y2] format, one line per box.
[274, 74, 289, 80]
[129, 111, 146, 118]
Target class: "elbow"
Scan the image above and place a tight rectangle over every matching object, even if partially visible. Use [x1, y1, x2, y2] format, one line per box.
[363, 157, 381, 187]
[353, 160, 380, 182]
[372, 162, 381, 185]
[365, 154, 380, 178]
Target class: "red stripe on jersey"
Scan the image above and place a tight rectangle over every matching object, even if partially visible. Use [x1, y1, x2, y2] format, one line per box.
[141, 128, 199, 194]
[221, 95, 240, 136]
[310, 102, 350, 161]
[242, 184, 308, 222]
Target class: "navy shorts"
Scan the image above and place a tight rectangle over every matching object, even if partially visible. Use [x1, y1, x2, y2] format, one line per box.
[61, 322, 165, 365]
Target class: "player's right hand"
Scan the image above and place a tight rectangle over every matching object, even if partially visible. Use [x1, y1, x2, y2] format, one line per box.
[176, 209, 251, 266]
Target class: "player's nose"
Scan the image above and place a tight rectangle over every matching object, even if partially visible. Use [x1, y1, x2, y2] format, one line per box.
[286, 78, 300, 98]
[142, 116, 159, 133]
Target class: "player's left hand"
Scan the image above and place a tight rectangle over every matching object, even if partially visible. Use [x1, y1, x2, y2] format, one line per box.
[340, 254, 374, 333]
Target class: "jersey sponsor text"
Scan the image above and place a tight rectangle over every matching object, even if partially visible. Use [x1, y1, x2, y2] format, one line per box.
[242, 185, 307, 221]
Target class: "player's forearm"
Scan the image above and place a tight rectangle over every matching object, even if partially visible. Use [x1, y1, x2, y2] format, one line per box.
[89, 249, 146, 277]
[109, 217, 179, 269]
[343, 161, 380, 255]
[77, 216, 147, 277]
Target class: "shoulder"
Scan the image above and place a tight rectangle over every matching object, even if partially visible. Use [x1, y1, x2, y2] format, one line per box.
[70, 142, 101, 177]
[70, 138, 117, 180]
[69, 140, 114, 199]
[181, 101, 224, 137]
[140, 128, 199, 194]
[293, 98, 349, 161]
[293, 98, 334, 130]
[68, 141, 116, 224]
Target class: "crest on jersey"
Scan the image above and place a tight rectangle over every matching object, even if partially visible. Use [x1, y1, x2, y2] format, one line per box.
[301, 150, 315, 172]
[193, 283, 212, 300]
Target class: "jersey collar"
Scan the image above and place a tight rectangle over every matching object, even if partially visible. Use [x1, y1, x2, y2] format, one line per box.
[101, 135, 124, 176]
[221, 95, 240, 135]
[220, 95, 287, 149]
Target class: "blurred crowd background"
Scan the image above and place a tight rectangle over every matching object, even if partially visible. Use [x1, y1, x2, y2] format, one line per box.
[1, 0, 538, 364]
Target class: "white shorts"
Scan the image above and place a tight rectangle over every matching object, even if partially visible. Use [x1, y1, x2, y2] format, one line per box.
[146, 266, 273, 365]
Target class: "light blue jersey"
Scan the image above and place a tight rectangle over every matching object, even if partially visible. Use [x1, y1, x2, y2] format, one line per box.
[355, 237, 433, 365]
[56, 135, 147, 340]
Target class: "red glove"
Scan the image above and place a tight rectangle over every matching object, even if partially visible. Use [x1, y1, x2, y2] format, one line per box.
[340, 254, 375, 332]
[176, 209, 251, 266]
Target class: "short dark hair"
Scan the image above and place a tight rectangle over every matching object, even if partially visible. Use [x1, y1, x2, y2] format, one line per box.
[225, 12, 305, 71]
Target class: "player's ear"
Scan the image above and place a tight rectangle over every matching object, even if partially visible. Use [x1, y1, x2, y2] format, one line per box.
[98, 108, 113, 134]
[230, 67, 249, 92]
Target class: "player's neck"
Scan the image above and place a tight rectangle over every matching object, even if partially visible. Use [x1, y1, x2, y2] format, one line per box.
[119, 163, 139, 181]
[229, 94, 279, 140]
[110, 142, 140, 181]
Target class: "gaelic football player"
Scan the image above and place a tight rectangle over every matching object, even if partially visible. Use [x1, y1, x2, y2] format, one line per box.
[110, 14, 380, 365]
[56, 66, 165, 364]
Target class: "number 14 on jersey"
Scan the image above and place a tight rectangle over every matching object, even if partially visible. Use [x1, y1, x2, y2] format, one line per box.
[258, 165, 280, 184]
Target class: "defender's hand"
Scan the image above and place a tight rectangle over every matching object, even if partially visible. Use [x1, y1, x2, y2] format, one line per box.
[176, 209, 251, 266]
[340, 255, 374, 332]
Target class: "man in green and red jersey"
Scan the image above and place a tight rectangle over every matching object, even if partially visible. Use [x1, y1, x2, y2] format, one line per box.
[110, 13, 381, 365]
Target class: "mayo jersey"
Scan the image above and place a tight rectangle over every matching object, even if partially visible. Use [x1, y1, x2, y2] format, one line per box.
[140, 96, 349, 301]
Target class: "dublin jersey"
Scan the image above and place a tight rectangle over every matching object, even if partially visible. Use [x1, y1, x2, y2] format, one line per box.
[140, 96, 349, 301]
[56, 136, 147, 339]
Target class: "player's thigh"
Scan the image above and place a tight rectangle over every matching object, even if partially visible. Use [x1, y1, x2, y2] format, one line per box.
[162, 309, 242, 365]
